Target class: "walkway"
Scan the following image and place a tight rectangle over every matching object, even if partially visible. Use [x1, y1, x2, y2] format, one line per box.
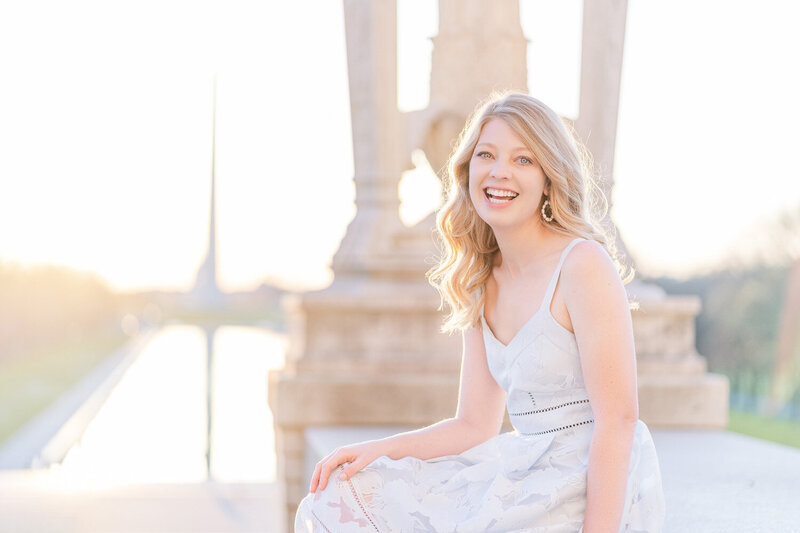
[304, 426, 800, 533]
[0, 470, 282, 532]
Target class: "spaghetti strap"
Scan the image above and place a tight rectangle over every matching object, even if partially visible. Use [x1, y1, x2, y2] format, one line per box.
[539, 238, 585, 313]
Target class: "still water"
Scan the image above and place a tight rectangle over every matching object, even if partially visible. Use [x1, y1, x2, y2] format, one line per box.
[56, 324, 286, 486]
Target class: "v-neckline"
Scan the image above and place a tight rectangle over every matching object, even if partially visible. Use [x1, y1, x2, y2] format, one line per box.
[480, 238, 583, 350]
[481, 303, 543, 350]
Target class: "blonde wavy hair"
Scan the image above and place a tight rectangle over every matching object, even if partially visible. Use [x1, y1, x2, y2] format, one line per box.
[426, 91, 634, 334]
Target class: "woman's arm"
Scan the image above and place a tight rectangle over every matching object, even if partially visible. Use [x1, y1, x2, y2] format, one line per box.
[381, 324, 508, 460]
[310, 324, 507, 492]
[562, 241, 640, 533]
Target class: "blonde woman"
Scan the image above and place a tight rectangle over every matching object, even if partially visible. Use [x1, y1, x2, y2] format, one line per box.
[295, 92, 665, 532]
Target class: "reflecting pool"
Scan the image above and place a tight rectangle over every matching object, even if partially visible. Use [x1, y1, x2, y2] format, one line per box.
[57, 325, 286, 486]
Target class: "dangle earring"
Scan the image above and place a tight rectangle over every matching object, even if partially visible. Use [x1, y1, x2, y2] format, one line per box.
[541, 197, 554, 222]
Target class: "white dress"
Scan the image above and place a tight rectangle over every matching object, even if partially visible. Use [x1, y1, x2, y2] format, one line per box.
[295, 238, 666, 532]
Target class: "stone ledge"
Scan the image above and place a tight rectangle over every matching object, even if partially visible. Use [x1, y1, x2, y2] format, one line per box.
[304, 426, 800, 533]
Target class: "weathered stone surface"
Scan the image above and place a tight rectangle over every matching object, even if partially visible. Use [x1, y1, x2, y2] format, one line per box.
[639, 373, 730, 429]
[270, 372, 459, 427]
[630, 293, 729, 427]
[282, 284, 461, 374]
[631, 296, 701, 360]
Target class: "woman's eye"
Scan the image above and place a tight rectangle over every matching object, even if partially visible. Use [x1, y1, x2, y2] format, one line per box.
[476, 151, 492, 159]
[519, 156, 533, 165]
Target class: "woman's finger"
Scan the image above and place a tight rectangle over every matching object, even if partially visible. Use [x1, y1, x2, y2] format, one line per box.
[318, 456, 347, 492]
[338, 456, 369, 481]
[311, 447, 361, 492]
[309, 462, 322, 493]
[310, 449, 338, 492]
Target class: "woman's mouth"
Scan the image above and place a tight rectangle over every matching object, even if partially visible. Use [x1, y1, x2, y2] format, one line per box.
[484, 187, 519, 204]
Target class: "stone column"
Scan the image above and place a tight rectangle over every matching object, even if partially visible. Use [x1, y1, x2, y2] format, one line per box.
[574, 0, 630, 262]
[406, 0, 528, 206]
[430, 0, 528, 112]
[574, 0, 728, 427]
[269, 2, 462, 529]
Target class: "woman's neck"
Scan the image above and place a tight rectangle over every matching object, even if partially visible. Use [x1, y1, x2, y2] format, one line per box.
[492, 222, 565, 278]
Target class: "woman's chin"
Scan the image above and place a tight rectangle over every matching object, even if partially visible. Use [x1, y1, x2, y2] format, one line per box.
[483, 213, 543, 233]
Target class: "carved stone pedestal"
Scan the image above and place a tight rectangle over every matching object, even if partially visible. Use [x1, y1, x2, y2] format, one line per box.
[630, 286, 729, 428]
[267, 278, 461, 529]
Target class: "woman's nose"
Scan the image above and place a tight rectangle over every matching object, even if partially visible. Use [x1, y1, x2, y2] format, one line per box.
[490, 159, 512, 179]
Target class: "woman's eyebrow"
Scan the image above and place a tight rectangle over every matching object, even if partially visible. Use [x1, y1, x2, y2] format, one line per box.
[475, 142, 531, 153]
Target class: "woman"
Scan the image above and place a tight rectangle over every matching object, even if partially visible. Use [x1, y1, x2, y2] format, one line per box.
[295, 92, 665, 532]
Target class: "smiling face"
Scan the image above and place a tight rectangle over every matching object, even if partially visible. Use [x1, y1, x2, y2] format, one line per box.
[468, 117, 549, 231]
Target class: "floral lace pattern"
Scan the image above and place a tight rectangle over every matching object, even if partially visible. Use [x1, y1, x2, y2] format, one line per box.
[296, 239, 665, 532]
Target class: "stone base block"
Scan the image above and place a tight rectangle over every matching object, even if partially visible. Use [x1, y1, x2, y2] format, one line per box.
[639, 373, 730, 429]
[269, 371, 460, 427]
[281, 280, 462, 375]
[270, 371, 460, 533]
[631, 295, 702, 362]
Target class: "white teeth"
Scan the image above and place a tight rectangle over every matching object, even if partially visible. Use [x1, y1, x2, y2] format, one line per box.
[485, 188, 518, 198]
[488, 196, 512, 204]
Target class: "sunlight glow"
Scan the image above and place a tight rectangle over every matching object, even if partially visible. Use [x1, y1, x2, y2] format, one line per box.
[1, 1, 799, 291]
[399, 150, 443, 227]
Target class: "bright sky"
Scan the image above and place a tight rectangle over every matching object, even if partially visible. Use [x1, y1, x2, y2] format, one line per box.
[0, 0, 798, 293]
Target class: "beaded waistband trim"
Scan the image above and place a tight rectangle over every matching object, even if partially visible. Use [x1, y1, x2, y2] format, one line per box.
[520, 418, 594, 436]
[509, 398, 590, 417]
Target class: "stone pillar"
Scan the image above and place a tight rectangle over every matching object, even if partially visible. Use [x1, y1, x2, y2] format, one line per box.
[574, 0, 728, 427]
[406, 0, 528, 206]
[430, 0, 528, 112]
[269, 2, 462, 529]
[574, 0, 630, 261]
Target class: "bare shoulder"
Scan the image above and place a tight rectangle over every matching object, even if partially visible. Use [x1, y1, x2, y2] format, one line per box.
[561, 239, 626, 306]
[564, 239, 617, 274]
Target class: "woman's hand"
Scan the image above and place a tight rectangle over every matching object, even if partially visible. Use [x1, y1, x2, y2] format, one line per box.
[309, 439, 391, 493]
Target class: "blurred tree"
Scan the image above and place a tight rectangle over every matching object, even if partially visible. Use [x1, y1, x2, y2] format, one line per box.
[643, 203, 800, 417]
[0, 263, 122, 361]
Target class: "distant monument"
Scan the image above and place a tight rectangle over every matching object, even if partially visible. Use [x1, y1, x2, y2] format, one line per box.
[190, 77, 223, 309]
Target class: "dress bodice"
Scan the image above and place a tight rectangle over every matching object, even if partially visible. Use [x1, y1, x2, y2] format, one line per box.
[480, 237, 596, 436]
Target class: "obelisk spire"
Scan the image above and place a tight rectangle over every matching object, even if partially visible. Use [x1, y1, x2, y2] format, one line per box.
[191, 76, 221, 304]
[207, 75, 218, 285]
